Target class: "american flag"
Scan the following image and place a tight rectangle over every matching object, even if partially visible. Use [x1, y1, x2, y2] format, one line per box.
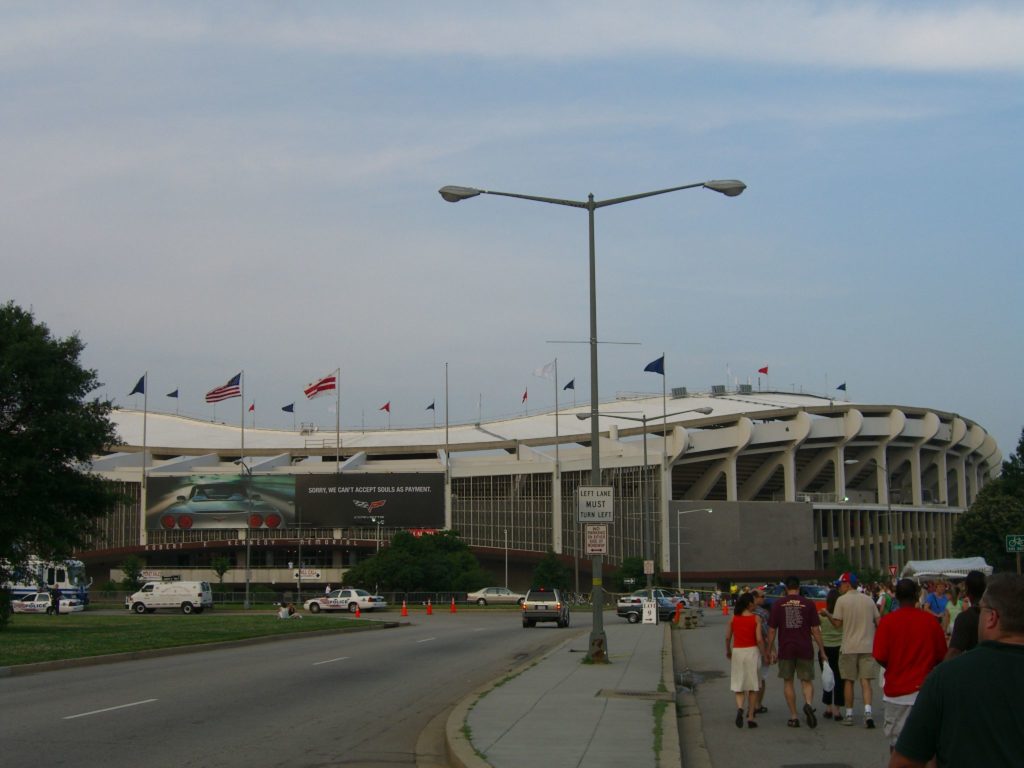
[205, 373, 242, 403]
[304, 372, 337, 399]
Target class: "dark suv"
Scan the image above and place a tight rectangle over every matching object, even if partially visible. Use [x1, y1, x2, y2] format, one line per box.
[521, 587, 571, 628]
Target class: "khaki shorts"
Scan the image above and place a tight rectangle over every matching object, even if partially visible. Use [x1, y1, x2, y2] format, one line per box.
[777, 657, 815, 681]
[884, 702, 914, 747]
[839, 652, 879, 681]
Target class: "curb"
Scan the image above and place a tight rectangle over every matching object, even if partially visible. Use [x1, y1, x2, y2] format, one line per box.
[0, 620, 405, 678]
[671, 625, 713, 768]
[660, 623, 682, 768]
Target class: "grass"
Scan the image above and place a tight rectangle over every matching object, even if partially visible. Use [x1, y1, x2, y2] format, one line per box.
[0, 611, 374, 667]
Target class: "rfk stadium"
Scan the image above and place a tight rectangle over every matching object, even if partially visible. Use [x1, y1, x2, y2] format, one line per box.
[85, 388, 1001, 589]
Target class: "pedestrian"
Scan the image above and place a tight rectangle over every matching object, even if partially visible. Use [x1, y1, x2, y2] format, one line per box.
[922, 581, 948, 622]
[944, 569, 986, 661]
[325, 584, 332, 595]
[888, 573, 1024, 767]
[942, 583, 963, 638]
[818, 585, 845, 720]
[873, 579, 946, 755]
[823, 572, 880, 727]
[766, 575, 828, 728]
[751, 589, 771, 716]
[50, 586, 61, 616]
[726, 593, 765, 728]
[876, 583, 895, 616]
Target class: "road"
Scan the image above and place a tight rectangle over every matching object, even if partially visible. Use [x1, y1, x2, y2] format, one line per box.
[2, 611, 580, 768]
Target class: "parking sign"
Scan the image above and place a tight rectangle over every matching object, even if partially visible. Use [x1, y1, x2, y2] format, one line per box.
[1007, 534, 1024, 553]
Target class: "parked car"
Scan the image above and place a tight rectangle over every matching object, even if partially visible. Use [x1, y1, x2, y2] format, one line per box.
[12, 592, 85, 614]
[467, 587, 526, 606]
[521, 587, 570, 628]
[125, 581, 213, 614]
[304, 588, 387, 614]
[158, 482, 292, 530]
[761, 583, 829, 611]
[616, 588, 685, 623]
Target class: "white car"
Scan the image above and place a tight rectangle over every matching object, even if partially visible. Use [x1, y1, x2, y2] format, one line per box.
[12, 592, 85, 614]
[304, 588, 387, 614]
[467, 587, 526, 606]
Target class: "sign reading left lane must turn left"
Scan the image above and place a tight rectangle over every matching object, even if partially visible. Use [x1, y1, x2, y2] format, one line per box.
[578, 485, 613, 522]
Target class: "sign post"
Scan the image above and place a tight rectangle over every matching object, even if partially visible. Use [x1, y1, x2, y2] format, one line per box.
[1007, 534, 1024, 575]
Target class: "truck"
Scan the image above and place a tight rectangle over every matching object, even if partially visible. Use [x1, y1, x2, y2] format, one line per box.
[4, 557, 91, 603]
[126, 580, 214, 614]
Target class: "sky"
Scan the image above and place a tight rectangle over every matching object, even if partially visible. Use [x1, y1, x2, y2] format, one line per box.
[3, 1, 1022, 457]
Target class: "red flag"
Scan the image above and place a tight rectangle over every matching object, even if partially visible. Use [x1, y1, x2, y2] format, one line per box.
[758, 365, 768, 375]
[379, 401, 390, 413]
[248, 402, 255, 413]
[522, 389, 528, 403]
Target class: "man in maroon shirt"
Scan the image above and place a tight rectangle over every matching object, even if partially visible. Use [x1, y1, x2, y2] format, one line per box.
[873, 579, 946, 753]
[766, 575, 828, 728]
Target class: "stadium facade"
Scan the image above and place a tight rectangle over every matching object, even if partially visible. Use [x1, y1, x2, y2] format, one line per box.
[83, 388, 1002, 589]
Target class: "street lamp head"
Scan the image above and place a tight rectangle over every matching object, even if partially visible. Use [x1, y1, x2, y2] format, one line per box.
[703, 179, 746, 197]
[439, 185, 483, 203]
[576, 413, 590, 421]
[694, 407, 713, 415]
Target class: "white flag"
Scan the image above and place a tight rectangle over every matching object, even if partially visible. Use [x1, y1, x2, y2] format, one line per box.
[533, 359, 556, 379]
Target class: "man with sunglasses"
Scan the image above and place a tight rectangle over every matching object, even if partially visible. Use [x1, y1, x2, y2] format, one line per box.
[889, 573, 1024, 768]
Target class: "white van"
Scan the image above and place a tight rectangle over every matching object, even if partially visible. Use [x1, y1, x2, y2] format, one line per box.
[126, 581, 214, 614]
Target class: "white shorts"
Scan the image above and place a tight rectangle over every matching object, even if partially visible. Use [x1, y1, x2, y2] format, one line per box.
[883, 702, 913, 747]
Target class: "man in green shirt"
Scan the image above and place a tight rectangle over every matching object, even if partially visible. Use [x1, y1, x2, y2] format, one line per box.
[889, 573, 1024, 768]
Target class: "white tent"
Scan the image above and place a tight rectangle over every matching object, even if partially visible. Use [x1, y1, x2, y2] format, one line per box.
[900, 557, 993, 582]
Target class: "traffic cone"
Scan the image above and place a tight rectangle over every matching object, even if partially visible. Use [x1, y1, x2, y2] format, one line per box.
[709, 595, 716, 609]
[450, 596, 457, 614]
[401, 599, 408, 617]
[355, 605, 362, 618]
[722, 600, 729, 616]
[673, 602, 682, 624]
[426, 599, 433, 615]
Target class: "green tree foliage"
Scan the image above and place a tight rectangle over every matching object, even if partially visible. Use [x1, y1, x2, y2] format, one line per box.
[120, 555, 143, 591]
[211, 555, 232, 584]
[953, 428, 1024, 572]
[609, 556, 646, 592]
[531, 550, 570, 591]
[343, 530, 489, 592]
[0, 303, 119, 627]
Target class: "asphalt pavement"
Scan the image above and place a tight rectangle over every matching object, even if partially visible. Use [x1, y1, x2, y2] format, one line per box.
[447, 609, 894, 768]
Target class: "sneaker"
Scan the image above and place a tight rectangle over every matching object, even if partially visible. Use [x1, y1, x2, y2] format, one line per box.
[841, 714, 854, 726]
[866, 717, 875, 729]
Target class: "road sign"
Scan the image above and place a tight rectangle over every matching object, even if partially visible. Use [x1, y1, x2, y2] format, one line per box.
[643, 559, 655, 575]
[892, 544, 906, 551]
[888, 565, 898, 577]
[585, 523, 608, 554]
[578, 485, 614, 522]
[1007, 534, 1024, 553]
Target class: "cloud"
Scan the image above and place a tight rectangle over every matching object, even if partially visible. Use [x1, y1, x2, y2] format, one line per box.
[2, 3, 1023, 73]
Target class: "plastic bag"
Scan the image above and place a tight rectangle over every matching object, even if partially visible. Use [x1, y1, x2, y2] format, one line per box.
[821, 660, 835, 693]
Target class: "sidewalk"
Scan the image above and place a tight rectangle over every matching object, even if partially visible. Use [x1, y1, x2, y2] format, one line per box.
[448, 619, 678, 768]
[447, 610, 895, 768]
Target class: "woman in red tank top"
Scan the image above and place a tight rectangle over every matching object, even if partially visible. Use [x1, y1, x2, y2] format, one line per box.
[726, 592, 767, 727]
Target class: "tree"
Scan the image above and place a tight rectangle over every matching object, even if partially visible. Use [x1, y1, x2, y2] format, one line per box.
[609, 556, 646, 592]
[120, 555, 144, 591]
[0, 303, 119, 627]
[211, 556, 232, 586]
[343, 530, 489, 593]
[531, 551, 570, 591]
[953, 427, 1024, 572]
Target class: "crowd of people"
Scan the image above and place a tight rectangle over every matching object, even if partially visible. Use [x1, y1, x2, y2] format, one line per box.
[722, 570, 1024, 767]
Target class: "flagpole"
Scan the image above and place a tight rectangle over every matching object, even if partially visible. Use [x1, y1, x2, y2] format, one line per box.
[335, 367, 341, 473]
[240, 371, 245, 462]
[444, 362, 450, 465]
[141, 372, 148, 547]
[661, 352, 668, 462]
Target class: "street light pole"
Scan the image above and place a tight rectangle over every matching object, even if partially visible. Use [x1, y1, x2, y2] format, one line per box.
[676, 508, 713, 590]
[504, 528, 509, 589]
[441, 179, 744, 662]
[579, 406, 712, 588]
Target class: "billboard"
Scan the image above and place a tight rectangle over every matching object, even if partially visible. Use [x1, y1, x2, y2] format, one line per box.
[296, 473, 445, 528]
[146, 474, 296, 531]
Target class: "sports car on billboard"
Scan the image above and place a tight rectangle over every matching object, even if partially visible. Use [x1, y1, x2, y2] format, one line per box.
[158, 483, 292, 530]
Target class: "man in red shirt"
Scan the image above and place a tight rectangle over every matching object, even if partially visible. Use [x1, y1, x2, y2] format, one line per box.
[872, 578, 946, 753]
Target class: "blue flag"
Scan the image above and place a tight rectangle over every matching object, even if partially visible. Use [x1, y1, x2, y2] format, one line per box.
[836, 382, 847, 392]
[426, 401, 435, 411]
[644, 356, 665, 375]
[563, 379, 575, 391]
[129, 375, 145, 396]
[166, 389, 179, 398]
[282, 403, 295, 413]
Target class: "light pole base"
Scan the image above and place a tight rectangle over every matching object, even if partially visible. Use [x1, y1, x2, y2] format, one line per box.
[587, 630, 609, 663]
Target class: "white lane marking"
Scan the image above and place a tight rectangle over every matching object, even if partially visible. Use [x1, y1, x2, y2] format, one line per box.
[473, 627, 487, 632]
[313, 656, 351, 666]
[416, 637, 436, 643]
[64, 699, 158, 720]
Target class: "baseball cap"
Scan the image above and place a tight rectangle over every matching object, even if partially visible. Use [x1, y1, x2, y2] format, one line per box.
[837, 572, 857, 585]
